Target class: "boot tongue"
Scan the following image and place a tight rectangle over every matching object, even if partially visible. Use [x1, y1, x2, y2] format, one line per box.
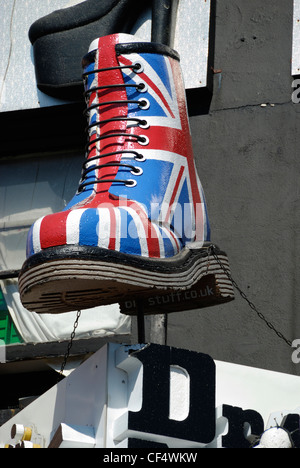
[83, 33, 137, 195]
[88, 33, 143, 53]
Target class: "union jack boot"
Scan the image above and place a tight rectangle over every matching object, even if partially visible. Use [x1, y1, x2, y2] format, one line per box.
[19, 34, 234, 314]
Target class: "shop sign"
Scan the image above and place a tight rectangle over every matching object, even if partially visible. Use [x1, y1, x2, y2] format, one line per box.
[1, 343, 300, 449]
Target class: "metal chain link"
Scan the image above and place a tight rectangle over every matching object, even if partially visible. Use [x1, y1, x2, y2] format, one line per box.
[209, 245, 292, 347]
[58, 309, 82, 380]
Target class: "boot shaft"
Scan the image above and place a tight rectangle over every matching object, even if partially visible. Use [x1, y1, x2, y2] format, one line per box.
[26, 34, 210, 261]
[68, 34, 210, 245]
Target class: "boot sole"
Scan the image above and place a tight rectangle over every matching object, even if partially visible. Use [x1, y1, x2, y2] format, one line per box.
[18, 243, 234, 315]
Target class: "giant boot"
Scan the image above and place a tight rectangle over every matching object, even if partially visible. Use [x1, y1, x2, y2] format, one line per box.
[19, 34, 234, 314]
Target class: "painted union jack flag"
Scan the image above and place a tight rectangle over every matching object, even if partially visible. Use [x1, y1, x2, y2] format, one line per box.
[26, 33, 210, 260]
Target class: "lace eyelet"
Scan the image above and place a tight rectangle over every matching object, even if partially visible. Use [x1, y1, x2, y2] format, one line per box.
[139, 119, 150, 129]
[137, 82, 148, 93]
[132, 61, 144, 74]
[131, 167, 143, 176]
[134, 153, 146, 162]
[138, 98, 150, 110]
[138, 135, 149, 146]
[125, 179, 137, 187]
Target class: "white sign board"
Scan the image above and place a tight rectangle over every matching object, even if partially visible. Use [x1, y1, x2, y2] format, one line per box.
[0, 343, 300, 449]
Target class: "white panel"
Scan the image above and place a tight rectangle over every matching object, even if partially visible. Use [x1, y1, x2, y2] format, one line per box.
[174, 0, 211, 89]
[292, 0, 300, 75]
[215, 360, 300, 424]
[0, 0, 211, 112]
[0, 0, 79, 112]
[0, 344, 109, 448]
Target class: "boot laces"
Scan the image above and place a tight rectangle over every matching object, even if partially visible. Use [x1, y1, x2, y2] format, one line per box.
[78, 62, 149, 192]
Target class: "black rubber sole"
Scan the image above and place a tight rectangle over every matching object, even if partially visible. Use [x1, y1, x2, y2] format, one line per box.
[18, 243, 234, 315]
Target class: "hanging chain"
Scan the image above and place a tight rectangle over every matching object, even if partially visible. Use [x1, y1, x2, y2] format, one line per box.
[58, 309, 82, 380]
[209, 245, 292, 348]
[55, 245, 292, 380]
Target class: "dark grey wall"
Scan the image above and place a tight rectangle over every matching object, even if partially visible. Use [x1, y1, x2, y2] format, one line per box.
[165, 0, 300, 375]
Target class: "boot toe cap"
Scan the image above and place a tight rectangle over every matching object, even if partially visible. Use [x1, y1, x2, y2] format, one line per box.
[26, 207, 183, 259]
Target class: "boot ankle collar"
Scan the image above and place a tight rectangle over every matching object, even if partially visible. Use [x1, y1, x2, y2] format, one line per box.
[115, 42, 180, 62]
